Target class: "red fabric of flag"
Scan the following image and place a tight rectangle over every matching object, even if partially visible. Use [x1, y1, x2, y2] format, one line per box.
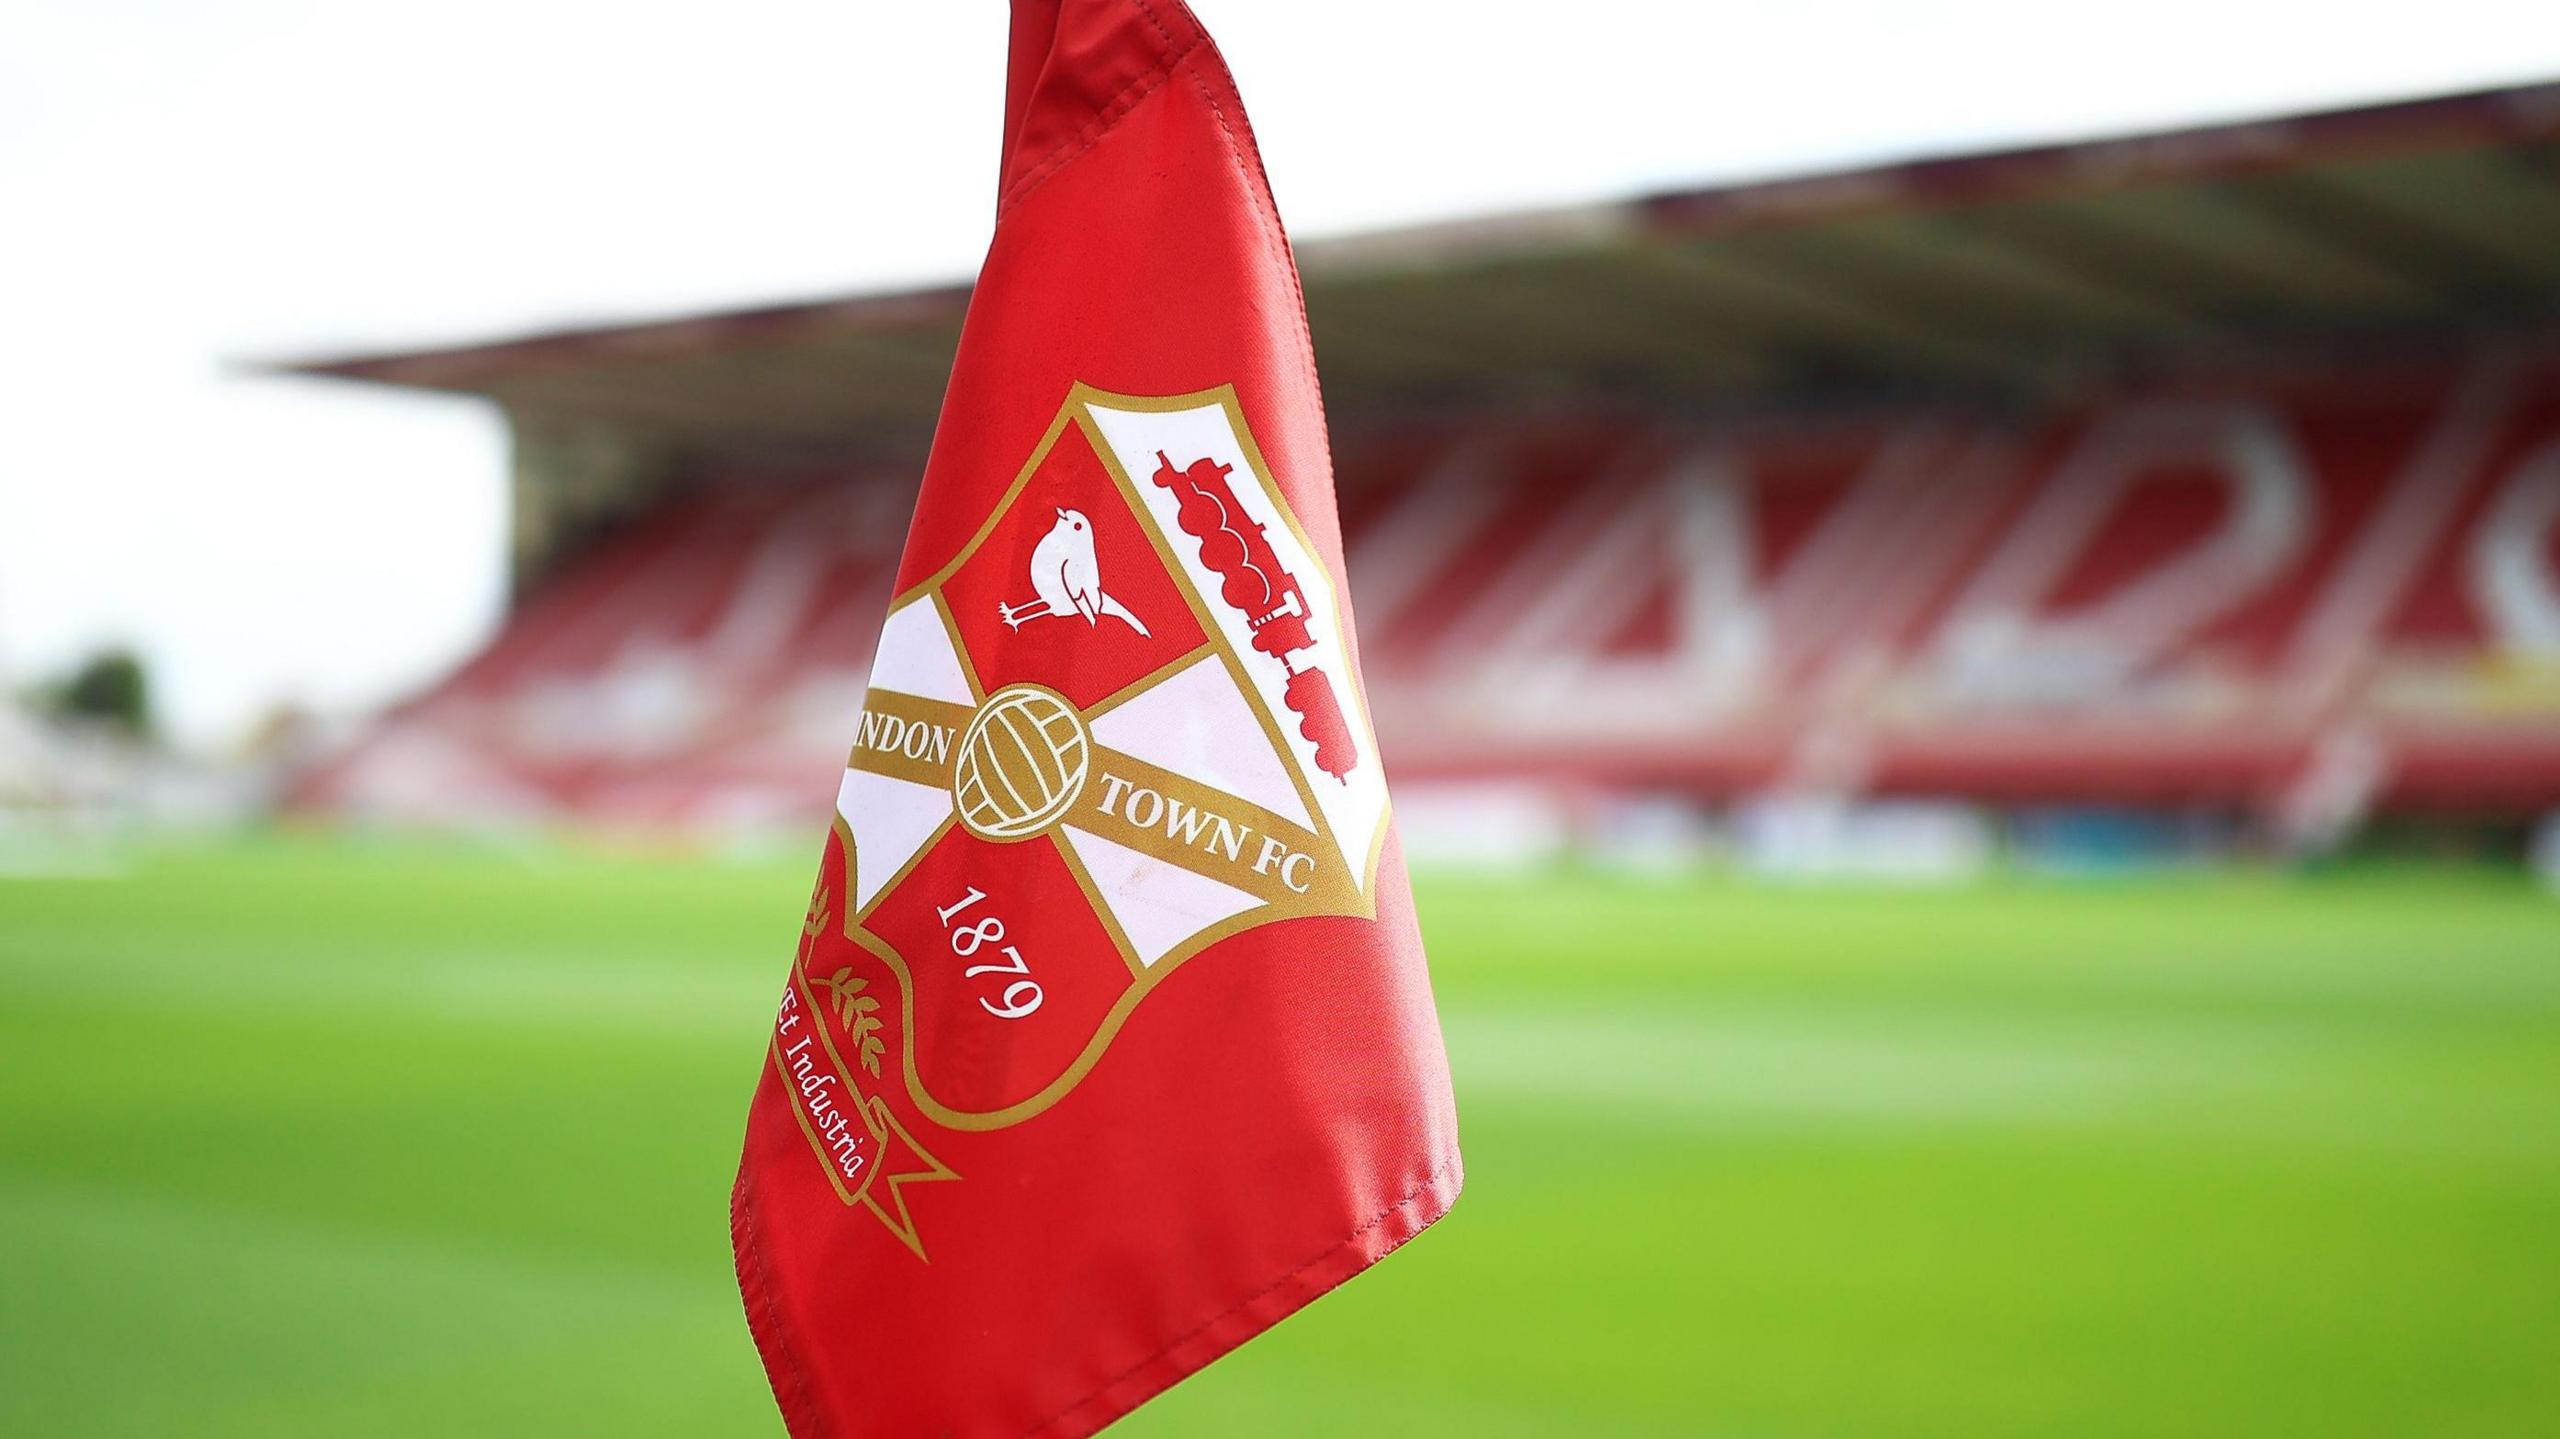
[729, 3, 1463, 1433]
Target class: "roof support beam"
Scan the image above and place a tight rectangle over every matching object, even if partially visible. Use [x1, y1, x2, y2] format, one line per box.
[2215, 169, 2554, 316]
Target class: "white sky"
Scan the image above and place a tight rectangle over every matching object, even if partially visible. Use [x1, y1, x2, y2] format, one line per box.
[6, 0, 2557, 743]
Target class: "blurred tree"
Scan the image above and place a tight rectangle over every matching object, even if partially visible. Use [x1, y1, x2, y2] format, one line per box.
[41, 647, 154, 737]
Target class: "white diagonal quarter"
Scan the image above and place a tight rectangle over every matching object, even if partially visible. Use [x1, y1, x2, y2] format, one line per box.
[1084, 397, 1390, 888]
[839, 596, 975, 911]
[867, 597, 977, 706]
[1057, 824, 1264, 968]
[838, 769, 952, 912]
[1089, 655, 1315, 830]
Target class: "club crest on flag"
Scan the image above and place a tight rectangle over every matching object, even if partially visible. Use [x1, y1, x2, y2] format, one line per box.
[767, 383, 1392, 1255]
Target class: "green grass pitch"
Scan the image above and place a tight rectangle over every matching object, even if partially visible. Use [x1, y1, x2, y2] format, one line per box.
[5, 838, 2557, 1435]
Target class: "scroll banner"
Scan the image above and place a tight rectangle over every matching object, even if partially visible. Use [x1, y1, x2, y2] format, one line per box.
[767, 849, 956, 1258]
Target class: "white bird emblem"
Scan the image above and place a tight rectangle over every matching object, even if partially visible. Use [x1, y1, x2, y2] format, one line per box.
[999, 507, 1151, 638]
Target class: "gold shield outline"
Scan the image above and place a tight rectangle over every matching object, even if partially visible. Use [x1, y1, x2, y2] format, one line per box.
[827, 382, 1392, 1133]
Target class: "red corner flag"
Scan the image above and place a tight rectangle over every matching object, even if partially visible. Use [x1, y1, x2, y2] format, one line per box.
[728, 3, 1463, 1432]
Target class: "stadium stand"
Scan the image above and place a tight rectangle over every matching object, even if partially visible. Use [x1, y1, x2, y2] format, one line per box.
[284, 83, 2560, 836]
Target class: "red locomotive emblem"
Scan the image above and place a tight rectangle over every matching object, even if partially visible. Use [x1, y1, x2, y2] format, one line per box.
[1149, 450, 1360, 781]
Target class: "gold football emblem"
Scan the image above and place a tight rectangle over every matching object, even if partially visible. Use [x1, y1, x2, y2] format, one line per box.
[951, 684, 1091, 841]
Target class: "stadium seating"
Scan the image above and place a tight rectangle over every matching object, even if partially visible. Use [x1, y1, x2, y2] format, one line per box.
[299, 345, 2560, 829]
